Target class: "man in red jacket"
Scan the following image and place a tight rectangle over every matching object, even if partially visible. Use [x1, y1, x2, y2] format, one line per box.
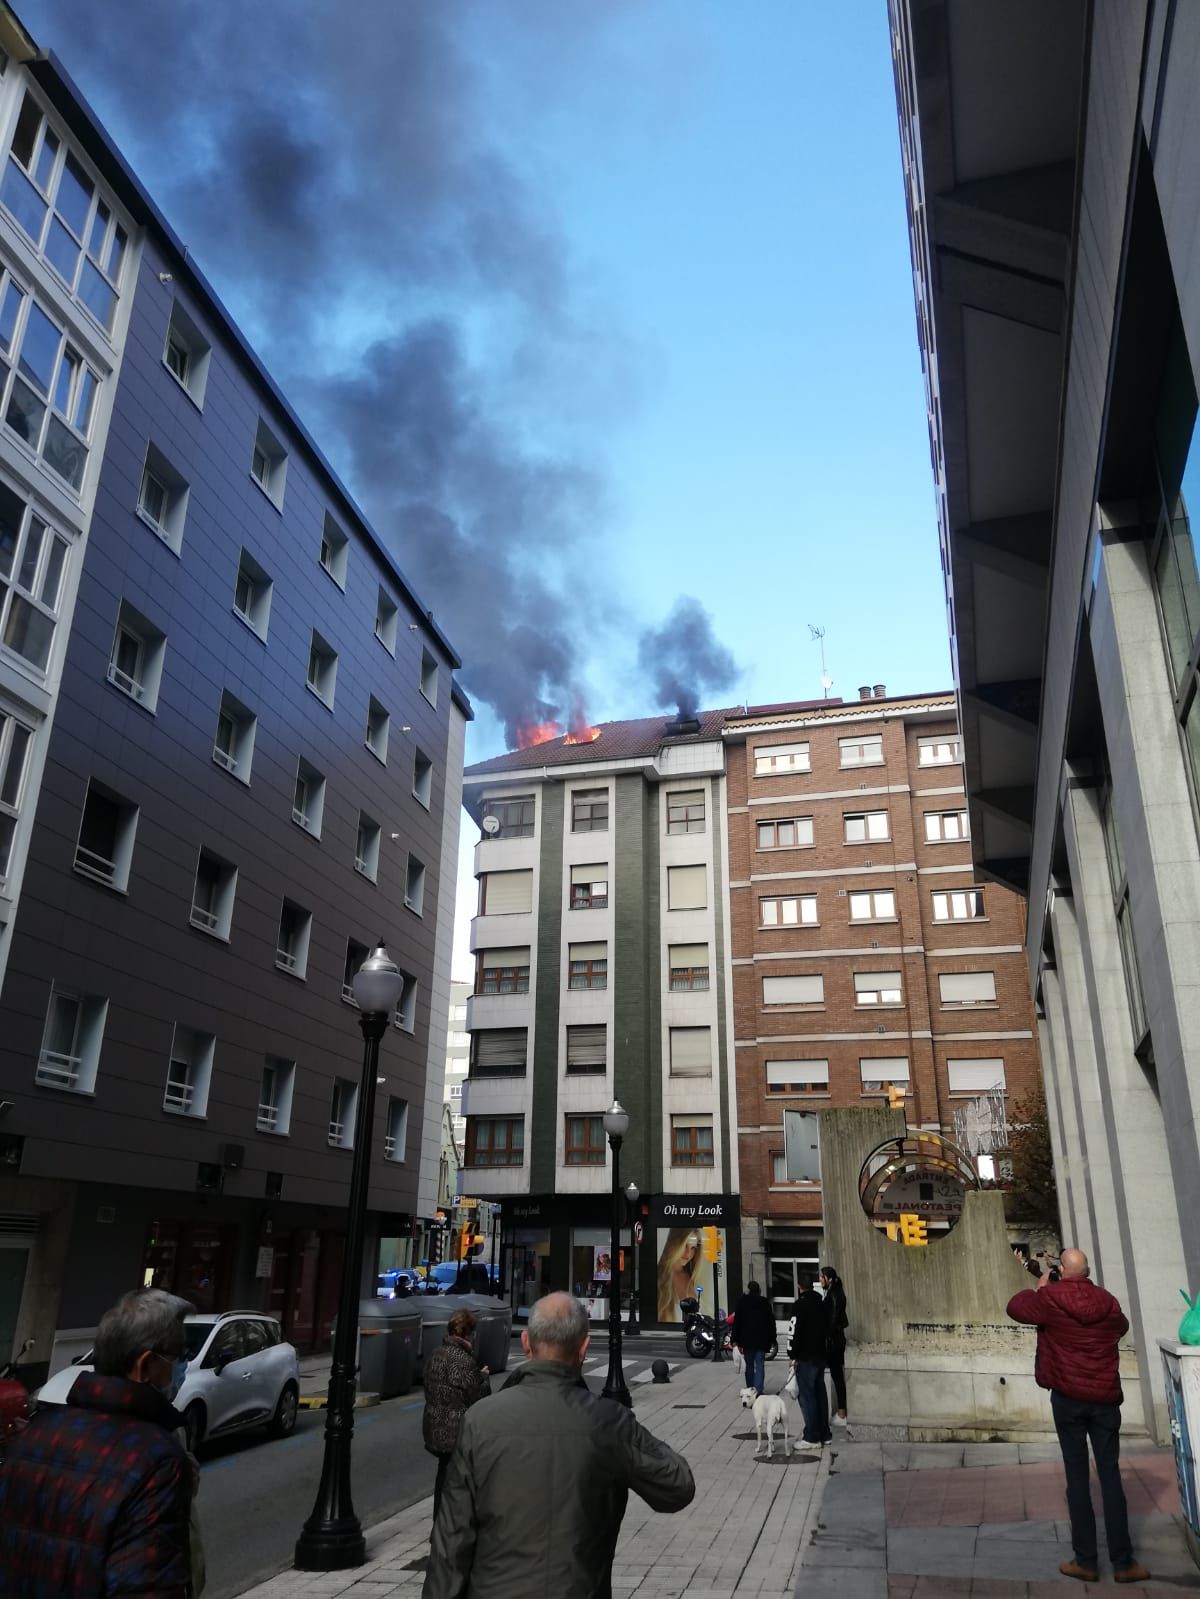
[1008, 1247, 1149, 1584]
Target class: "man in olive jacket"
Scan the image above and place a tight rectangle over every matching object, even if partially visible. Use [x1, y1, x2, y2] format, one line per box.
[423, 1292, 695, 1599]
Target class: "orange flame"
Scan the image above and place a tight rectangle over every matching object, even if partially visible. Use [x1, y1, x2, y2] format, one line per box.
[564, 725, 601, 745]
[514, 720, 561, 750]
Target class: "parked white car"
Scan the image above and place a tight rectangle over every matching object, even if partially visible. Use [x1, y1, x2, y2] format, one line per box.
[37, 1311, 300, 1452]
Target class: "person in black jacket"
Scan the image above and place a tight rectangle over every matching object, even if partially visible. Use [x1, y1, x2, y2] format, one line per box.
[788, 1274, 831, 1451]
[422, 1309, 490, 1527]
[730, 1280, 776, 1395]
[820, 1265, 849, 1425]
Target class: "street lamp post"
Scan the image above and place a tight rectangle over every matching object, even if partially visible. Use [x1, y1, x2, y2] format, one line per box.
[601, 1100, 632, 1406]
[624, 1181, 641, 1338]
[295, 943, 405, 1571]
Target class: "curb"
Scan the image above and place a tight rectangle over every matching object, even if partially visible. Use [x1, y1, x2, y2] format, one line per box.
[296, 1391, 382, 1410]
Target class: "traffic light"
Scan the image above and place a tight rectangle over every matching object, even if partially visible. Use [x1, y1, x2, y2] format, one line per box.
[899, 1212, 928, 1246]
[701, 1225, 722, 1263]
[430, 1225, 443, 1265]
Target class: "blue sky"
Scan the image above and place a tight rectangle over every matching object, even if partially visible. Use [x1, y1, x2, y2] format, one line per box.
[36, 0, 949, 973]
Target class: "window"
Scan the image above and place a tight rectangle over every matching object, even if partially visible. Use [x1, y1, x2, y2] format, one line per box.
[0, 482, 70, 674]
[766, 1059, 829, 1095]
[854, 970, 902, 1005]
[859, 1057, 910, 1094]
[756, 816, 814, 850]
[162, 300, 210, 407]
[0, 292, 100, 490]
[190, 848, 236, 939]
[566, 1023, 606, 1074]
[466, 1116, 524, 1167]
[329, 1078, 358, 1148]
[375, 587, 398, 653]
[250, 418, 287, 507]
[565, 1114, 606, 1166]
[671, 1115, 714, 1167]
[919, 734, 962, 766]
[482, 794, 534, 838]
[669, 1026, 711, 1077]
[342, 938, 368, 1004]
[947, 1058, 1006, 1095]
[0, 709, 32, 879]
[667, 788, 705, 834]
[569, 864, 607, 910]
[781, 1109, 821, 1182]
[772, 1153, 792, 1184]
[258, 1057, 295, 1135]
[394, 972, 417, 1032]
[385, 1098, 409, 1161]
[571, 788, 608, 832]
[844, 810, 889, 843]
[925, 809, 969, 842]
[938, 971, 996, 1007]
[319, 512, 348, 587]
[275, 900, 312, 979]
[419, 646, 439, 705]
[760, 894, 817, 928]
[932, 888, 985, 922]
[107, 602, 166, 712]
[668, 943, 709, 990]
[849, 889, 897, 921]
[839, 734, 883, 766]
[232, 549, 272, 638]
[292, 759, 326, 838]
[36, 986, 106, 1092]
[212, 690, 256, 782]
[762, 974, 824, 1006]
[306, 629, 337, 708]
[754, 741, 809, 775]
[412, 748, 433, 808]
[667, 863, 706, 910]
[163, 1025, 214, 1117]
[355, 813, 381, 881]
[470, 1028, 528, 1077]
[481, 868, 533, 914]
[478, 947, 530, 995]
[136, 445, 188, 553]
[568, 940, 607, 990]
[405, 855, 426, 914]
[1, 92, 127, 329]
[365, 696, 389, 762]
[74, 780, 137, 891]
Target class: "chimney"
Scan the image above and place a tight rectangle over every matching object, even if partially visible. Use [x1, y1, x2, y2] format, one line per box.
[663, 715, 702, 738]
[873, 684, 886, 698]
[858, 686, 872, 701]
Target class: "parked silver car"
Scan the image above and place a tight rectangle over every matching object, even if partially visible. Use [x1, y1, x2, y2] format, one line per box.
[37, 1311, 300, 1452]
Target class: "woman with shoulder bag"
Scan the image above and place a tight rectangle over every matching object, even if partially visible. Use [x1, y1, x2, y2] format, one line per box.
[422, 1308, 490, 1528]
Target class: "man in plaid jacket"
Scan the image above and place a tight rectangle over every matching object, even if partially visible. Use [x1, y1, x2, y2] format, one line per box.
[0, 1288, 195, 1596]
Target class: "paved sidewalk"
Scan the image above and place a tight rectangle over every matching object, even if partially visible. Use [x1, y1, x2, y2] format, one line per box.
[242, 1354, 820, 1599]
[800, 1436, 1200, 1597]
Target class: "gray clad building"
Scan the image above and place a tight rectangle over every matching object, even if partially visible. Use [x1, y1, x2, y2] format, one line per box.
[0, 7, 468, 1371]
[891, 0, 1200, 1436]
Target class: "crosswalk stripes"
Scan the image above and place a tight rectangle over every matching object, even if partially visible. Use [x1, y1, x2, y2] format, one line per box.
[504, 1351, 682, 1387]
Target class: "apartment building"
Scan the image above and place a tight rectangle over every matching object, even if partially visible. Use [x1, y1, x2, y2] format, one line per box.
[0, 10, 468, 1371]
[461, 712, 739, 1326]
[890, 0, 1200, 1438]
[445, 977, 470, 1153]
[725, 689, 1040, 1315]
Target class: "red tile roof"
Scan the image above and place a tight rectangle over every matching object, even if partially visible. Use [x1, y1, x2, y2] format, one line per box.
[464, 708, 736, 777]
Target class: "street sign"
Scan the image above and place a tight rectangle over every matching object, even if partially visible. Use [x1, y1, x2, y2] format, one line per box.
[633, 1221, 644, 1246]
[701, 1224, 722, 1263]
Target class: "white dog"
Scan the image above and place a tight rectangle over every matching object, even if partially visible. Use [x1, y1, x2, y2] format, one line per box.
[739, 1387, 790, 1458]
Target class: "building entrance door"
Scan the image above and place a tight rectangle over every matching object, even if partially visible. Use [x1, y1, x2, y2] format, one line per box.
[767, 1248, 820, 1322]
[0, 1245, 29, 1364]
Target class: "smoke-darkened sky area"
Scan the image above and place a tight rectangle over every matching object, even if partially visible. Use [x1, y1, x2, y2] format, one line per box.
[33, 0, 950, 762]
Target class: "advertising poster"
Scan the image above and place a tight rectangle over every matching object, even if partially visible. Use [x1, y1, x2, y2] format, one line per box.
[592, 1246, 612, 1282]
[655, 1226, 727, 1323]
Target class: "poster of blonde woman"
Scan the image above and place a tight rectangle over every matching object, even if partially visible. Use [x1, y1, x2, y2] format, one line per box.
[655, 1227, 726, 1322]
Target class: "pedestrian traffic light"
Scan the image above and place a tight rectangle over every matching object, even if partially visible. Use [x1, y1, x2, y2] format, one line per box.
[899, 1212, 928, 1246]
[701, 1225, 722, 1263]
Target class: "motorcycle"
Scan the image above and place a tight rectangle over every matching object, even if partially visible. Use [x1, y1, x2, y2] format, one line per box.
[679, 1294, 735, 1359]
[0, 1338, 36, 1461]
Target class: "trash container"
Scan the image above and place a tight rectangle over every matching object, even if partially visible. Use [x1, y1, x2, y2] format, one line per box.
[415, 1295, 514, 1379]
[356, 1299, 424, 1399]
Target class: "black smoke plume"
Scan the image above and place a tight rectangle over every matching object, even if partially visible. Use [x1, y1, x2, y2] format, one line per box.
[637, 597, 739, 721]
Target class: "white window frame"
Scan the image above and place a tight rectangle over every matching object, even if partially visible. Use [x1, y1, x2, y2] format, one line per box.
[232, 549, 272, 639]
[0, 481, 72, 678]
[162, 300, 211, 408]
[947, 1058, 1006, 1095]
[258, 1056, 295, 1135]
[355, 812, 381, 881]
[319, 512, 348, 587]
[924, 808, 969, 842]
[375, 587, 398, 653]
[919, 734, 962, 766]
[405, 855, 426, 915]
[668, 1025, 712, 1077]
[394, 973, 417, 1033]
[762, 973, 824, 1006]
[854, 969, 903, 1006]
[765, 1058, 829, 1095]
[136, 444, 189, 553]
[420, 646, 439, 706]
[189, 848, 237, 939]
[844, 810, 889, 843]
[667, 863, 707, 910]
[107, 601, 165, 712]
[759, 894, 818, 928]
[412, 747, 433, 808]
[0, 286, 101, 492]
[932, 887, 986, 922]
[213, 690, 256, 782]
[385, 1097, 409, 1161]
[859, 1057, 910, 1094]
[73, 778, 138, 891]
[756, 816, 814, 850]
[328, 1077, 359, 1148]
[36, 986, 107, 1093]
[754, 741, 809, 775]
[848, 889, 897, 921]
[306, 629, 338, 709]
[938, 971, 996, 1007]
[0, 708, 33, 881]
[275, 899, 312, 979]
[292, 758, 326, 838]
[163, 1024, 214, 1117]
[839, 734, 884, 767]
[250, 417, 287, 508]
[365, 695, 389, 763]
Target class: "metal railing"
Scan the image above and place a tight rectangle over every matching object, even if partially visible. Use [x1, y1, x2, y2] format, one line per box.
[106, 663, 145, 701]
[190, 904, 220, 932]
[74, 845, 117, 885]
[36, 1051, 81, 1088]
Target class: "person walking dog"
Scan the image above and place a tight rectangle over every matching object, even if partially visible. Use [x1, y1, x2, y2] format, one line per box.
[788, 1273, 831, 1453]
[422, 1308, 490, 1528]
[1008, 1247, 1150, 1585]
[731, 1280, 776, 1396]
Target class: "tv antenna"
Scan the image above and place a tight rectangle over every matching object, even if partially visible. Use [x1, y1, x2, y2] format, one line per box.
[808, 624, 833, 698]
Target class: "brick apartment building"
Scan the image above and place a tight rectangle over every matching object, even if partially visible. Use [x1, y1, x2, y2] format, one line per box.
[723, 688, 1041, 1316]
